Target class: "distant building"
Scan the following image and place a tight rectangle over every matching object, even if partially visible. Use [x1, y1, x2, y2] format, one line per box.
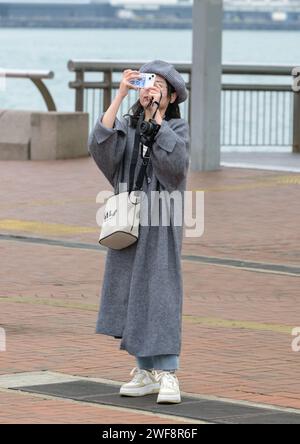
[0, 0, 299, 29]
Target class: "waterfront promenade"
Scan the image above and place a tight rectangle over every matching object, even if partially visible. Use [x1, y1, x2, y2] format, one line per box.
[0, 155, 299, 424]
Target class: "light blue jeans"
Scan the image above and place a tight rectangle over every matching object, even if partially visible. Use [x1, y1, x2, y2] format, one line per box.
[135, 354, 179, 372]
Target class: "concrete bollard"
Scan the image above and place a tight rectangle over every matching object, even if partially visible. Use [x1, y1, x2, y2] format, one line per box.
[0, 109, 89, 161]
[31, 111, 89, 160]
[0, 110, 31, 160]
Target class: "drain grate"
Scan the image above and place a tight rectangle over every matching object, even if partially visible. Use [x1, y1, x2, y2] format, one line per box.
[12, 380, 300, 424]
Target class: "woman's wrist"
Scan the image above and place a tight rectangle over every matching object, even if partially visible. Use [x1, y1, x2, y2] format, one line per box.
[116, 89, 127, 100]
[102, 93, 124, 129]
[154, 111, 163, 125]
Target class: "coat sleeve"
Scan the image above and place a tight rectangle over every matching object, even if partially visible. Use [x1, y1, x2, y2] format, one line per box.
[150, 118, 190, 193]
[87, 113, 128, 189]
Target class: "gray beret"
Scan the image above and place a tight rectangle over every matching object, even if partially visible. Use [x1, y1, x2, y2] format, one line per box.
[139, 60, 188, 104]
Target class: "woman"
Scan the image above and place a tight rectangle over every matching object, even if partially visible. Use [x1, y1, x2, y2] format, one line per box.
[88, 60, 190, 404]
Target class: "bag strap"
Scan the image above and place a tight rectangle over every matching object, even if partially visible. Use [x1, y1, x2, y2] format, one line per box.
[116, 115, 141, 195]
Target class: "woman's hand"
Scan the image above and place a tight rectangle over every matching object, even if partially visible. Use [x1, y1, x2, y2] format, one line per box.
[118, 69, 141, 99]
[144, 85, 163, 122]
[145, 85, 163, 108]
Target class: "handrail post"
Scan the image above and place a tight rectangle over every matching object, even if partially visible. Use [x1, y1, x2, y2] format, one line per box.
[3, 69, 56, 111]
[188, 72, 191, 125]
[75, 70, 84, 112]
[103, 70, 112, 113]
[293, 91, 300, 153]
[30, 78, 57, 111]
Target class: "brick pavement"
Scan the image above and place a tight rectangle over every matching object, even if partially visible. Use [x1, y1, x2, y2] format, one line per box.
[0, 158, 299, 423]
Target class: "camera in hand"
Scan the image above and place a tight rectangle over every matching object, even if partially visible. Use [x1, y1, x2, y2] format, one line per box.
[139, 119, 161, 148]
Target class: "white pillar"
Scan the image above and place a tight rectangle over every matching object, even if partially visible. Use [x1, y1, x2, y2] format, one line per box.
[191, 0, 223, 171]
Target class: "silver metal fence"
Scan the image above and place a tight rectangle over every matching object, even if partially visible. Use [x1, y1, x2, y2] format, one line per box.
[68, 60, 299, 152]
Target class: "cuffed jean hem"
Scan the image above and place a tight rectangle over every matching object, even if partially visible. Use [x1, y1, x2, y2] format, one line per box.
[135, 354, 179, 371]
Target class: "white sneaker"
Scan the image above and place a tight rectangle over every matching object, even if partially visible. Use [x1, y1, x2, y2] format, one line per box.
[156, 371, 181, 404]
[120, 367, 160, 397]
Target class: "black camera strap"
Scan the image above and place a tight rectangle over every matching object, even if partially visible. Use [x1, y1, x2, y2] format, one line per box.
[151, 91, 162, 120]
[126, 91, 163, 194]
[128, 112, 151, 194]
[135, 145, 151, 191]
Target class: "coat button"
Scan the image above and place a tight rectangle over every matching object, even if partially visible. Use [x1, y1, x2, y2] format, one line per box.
[147, 177, 152, 184]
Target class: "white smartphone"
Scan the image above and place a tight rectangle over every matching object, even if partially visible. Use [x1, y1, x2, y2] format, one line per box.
[130, 73, 156, 89]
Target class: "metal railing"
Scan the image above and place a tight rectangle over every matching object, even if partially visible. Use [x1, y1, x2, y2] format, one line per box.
[1, 69, 57, 111]
[222, 64, 299, 152]
[68, 60, 191, 130]
[68, 60, 300, 152]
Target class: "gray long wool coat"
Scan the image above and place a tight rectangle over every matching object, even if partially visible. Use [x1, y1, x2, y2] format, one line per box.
[88, 112, 190, 358]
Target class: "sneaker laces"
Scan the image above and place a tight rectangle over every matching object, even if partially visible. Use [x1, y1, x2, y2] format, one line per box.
[156, 371, 178, 390]
[129, 367, 150, 383]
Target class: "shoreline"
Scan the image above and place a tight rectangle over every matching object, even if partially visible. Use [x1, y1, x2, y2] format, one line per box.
[0, 21, 300, 31]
